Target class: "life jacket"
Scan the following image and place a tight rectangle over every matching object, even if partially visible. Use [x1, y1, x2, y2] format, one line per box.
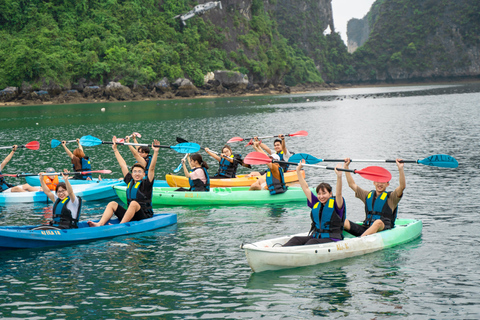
[265, 166, 287, 195]
[0, 171, 13, 192]
[277, 150, 295, 171]
[364, 191, 397, 228]
[189, 167, 210, 191]
[73, 157, 92, 180]
[309, 196, 345, 240]
[43, 175, 59, 191]
[143, 155, 152, 176]
[215, 154, 241, 178]
[51, 196, 82, 229]
[126, 179, 153, 217]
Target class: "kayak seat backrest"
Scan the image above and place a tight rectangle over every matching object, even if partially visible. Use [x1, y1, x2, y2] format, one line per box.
[31, 225, 62, 231]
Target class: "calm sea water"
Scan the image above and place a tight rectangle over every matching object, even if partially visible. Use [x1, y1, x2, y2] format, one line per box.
[1, 82, 479, 319]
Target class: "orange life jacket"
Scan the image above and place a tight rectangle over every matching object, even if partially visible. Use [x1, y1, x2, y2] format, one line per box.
[44, 175, 59, 191]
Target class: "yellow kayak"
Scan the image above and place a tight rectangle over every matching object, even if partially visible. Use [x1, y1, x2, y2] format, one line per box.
[165, 170, 304, 188]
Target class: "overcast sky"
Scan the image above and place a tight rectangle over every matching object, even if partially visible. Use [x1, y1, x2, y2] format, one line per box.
[331, 0, 377, 44]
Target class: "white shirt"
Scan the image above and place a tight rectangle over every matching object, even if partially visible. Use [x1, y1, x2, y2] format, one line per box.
[53, 195, 80, 219]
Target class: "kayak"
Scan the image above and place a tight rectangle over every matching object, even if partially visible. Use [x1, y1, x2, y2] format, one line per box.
[0, 213, 177, 250]
[114, 186, 313, 206]
[24, 176, 169, 187]
[165, 170, 304, 188]
[242, 219, 422, 272]
[0, 184, 93, 204]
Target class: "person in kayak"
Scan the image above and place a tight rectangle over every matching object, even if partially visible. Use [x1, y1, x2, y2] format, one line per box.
[0, 145, 39, 192]
[39, 172, 81, 229]
[61, 139, 92, 180]
[283, 160, 345, 246]
[204, 145, 250, 179]
[343, 158, 405, 237]
[179, 153, 210, 191]
[43, 167, 59, 191]
[248, 139, 287, 195]
[88, 136, 159, 227]
[125, 134, 152, 176]
[254, 134, 292, 171]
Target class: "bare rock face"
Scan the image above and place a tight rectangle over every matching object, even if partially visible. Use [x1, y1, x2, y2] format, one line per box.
[0, 87, 18, 102]
[153, 77, 171, 93]
[214, 70, 248, 90]
[83, 85, 104, 99]
[173, 78, 198, 97]
[104, 81, 132, 100]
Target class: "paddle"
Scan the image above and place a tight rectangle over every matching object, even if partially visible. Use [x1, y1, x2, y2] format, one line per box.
[289, 153, 459, 168]
[79, 135, 200, 153]
[50, 139, 76, 148]
[2, 170, 112, 178]
[227, 130, 308, 144]
[174, 153, 189, 173]
[244, 152, 392, 182]
[176, 137, 219, 154]
[0, 141, 40, 150]
[116, 132, 141, 143]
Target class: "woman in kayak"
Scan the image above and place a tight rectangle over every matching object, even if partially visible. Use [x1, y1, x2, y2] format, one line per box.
[61, 139, 93, 180]
[0, 145, 39, 192]
[39, 172, 81, 229]
[180, 153, 210, 191]
[282, 160, 345, 246]
[88, 136, 159, 227]
[204, 145, 250, 179]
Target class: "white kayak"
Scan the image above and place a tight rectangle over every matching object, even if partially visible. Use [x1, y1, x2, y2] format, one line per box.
[242, 219, 422, 273]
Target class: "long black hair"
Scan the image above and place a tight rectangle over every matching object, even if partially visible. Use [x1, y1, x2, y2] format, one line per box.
[190, 153, 209, 169]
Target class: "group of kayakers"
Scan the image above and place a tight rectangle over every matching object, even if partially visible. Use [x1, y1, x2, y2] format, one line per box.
[1, 132, 406, 247]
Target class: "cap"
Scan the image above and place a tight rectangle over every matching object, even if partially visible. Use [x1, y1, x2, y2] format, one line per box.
[46, 167, 55, 173]
[270, 154, 280, 161]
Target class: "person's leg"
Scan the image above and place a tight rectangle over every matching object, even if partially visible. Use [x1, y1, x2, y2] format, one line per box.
[304, 238, 334, 245]
[88, 201, 119, 227]
[120, 201, 141, 223]
[21, 184, 39, 192]
[361, 219, 385, 237]
[249, 178, 264, 191]
[283, 236, 311, 246]
[344, 220, 368, 237]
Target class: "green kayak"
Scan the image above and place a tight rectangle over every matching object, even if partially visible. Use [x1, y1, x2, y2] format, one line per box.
[113, 186, 313, 206]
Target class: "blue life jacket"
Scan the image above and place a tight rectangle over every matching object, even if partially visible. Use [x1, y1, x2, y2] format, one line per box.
[51, 196, 82, 229]
[265, 166, 287, 195]
[309, 196, 345, 240]
[0, 171, 13, 192]
[215, 154, 241, 178]
[72, 157, 92, 180]
[364, 191, 397, 228]
[126, 179, 153, 216]
[137, 154, 152, 177]
[189, 167, 210, 191]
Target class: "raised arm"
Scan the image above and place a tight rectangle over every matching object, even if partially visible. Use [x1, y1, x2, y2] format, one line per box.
[334, 164, 343, 209]
[296, 160, 312, 203]
[182, 156, 191, 178]
[253, 140, 274, 171]
[39, 173, 55, 202]
[344, 158, 358, 193]
[62, 173, 76, 203]
[1, 145, 17, 171]
[112, 136, 129, 177]
[147, 140, 160, 182]
[126, 136, 147, 167]
[279, 134, 288, 155]
[394, 158, 406, 197]
[204, 148, 221, 162]
[75, 138, 84, 153]
[62, 141, 74, 159]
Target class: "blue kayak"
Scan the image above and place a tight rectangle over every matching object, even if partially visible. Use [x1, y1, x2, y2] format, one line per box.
[0, 213, 177, 250]
[24, 176, 169, 187]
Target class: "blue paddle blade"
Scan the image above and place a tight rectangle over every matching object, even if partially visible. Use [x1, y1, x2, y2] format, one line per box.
[173, 162, 183, 173]
[50, 139, 61, 148]
[171, 143, 200, 153]
[79, 135, 103, 147]
[418, 154, 459, 168]
[289, 153, 323, 164]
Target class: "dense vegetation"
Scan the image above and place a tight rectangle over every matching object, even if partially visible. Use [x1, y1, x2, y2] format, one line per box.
[350, 0, 480, 81]
[0, 0, 352, 90]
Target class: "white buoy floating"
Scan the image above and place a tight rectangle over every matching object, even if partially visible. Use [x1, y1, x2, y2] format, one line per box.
[101, 108, 106, 112]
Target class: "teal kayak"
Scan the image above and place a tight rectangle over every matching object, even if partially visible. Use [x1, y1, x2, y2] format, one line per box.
[113, 186, 313, 206]
[242, 219, 422, 272]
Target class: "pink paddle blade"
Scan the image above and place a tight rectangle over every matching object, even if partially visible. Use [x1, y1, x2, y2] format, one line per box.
[244, 152, 272, 165]
[355, 166, 392, 182]
[25, 141, 40, 150]
[227, 137, 244, 143]
[288, 130, 308, 137]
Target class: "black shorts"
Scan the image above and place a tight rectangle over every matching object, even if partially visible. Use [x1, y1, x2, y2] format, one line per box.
[114, 204, 152, 222]
[347, 218, 394, 237]
[212, 175, 233, 179]
[283, 236, 335, 246]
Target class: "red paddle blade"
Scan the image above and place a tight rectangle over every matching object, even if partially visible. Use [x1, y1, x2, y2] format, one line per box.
[288, 130, 308, 137]
[132, 132, 141, 138]
[25, 141, 40, 150]
[80, 170, 112, 174]
[227, 137, 244, 143]
[116, 138, 125, 143]
[244, 152, 272, 165]
[355, 166, 392, 182]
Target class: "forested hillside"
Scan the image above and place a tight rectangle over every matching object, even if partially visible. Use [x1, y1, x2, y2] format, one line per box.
[0, 0, 351, 91]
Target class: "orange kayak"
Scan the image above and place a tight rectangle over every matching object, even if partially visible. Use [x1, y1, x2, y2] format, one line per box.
[165, 170, 304, 188]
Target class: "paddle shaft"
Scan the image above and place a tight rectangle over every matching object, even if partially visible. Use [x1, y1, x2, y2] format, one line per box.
[320, 159, 417, 164]
[9, 170, 111, 177]
[275, 160, 359, 174]
[0, 145, 29, 150]
[102, 141, 179, 149]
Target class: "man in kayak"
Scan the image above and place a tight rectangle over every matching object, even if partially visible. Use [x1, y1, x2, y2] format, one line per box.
[0, 145, 39, 192]
[283, 160, 345, 246]
[343, 158, 405, 237]
[249, 139, 287, 195]
[88, 136, 159, 227]
[255, 134, 292, 171]
[43, 167, 59, 191]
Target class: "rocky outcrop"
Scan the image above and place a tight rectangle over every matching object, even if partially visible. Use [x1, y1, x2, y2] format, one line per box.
[172, 78, 199, 97]
[104, 81, 132, 100]
[214, 71, 248, 90]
